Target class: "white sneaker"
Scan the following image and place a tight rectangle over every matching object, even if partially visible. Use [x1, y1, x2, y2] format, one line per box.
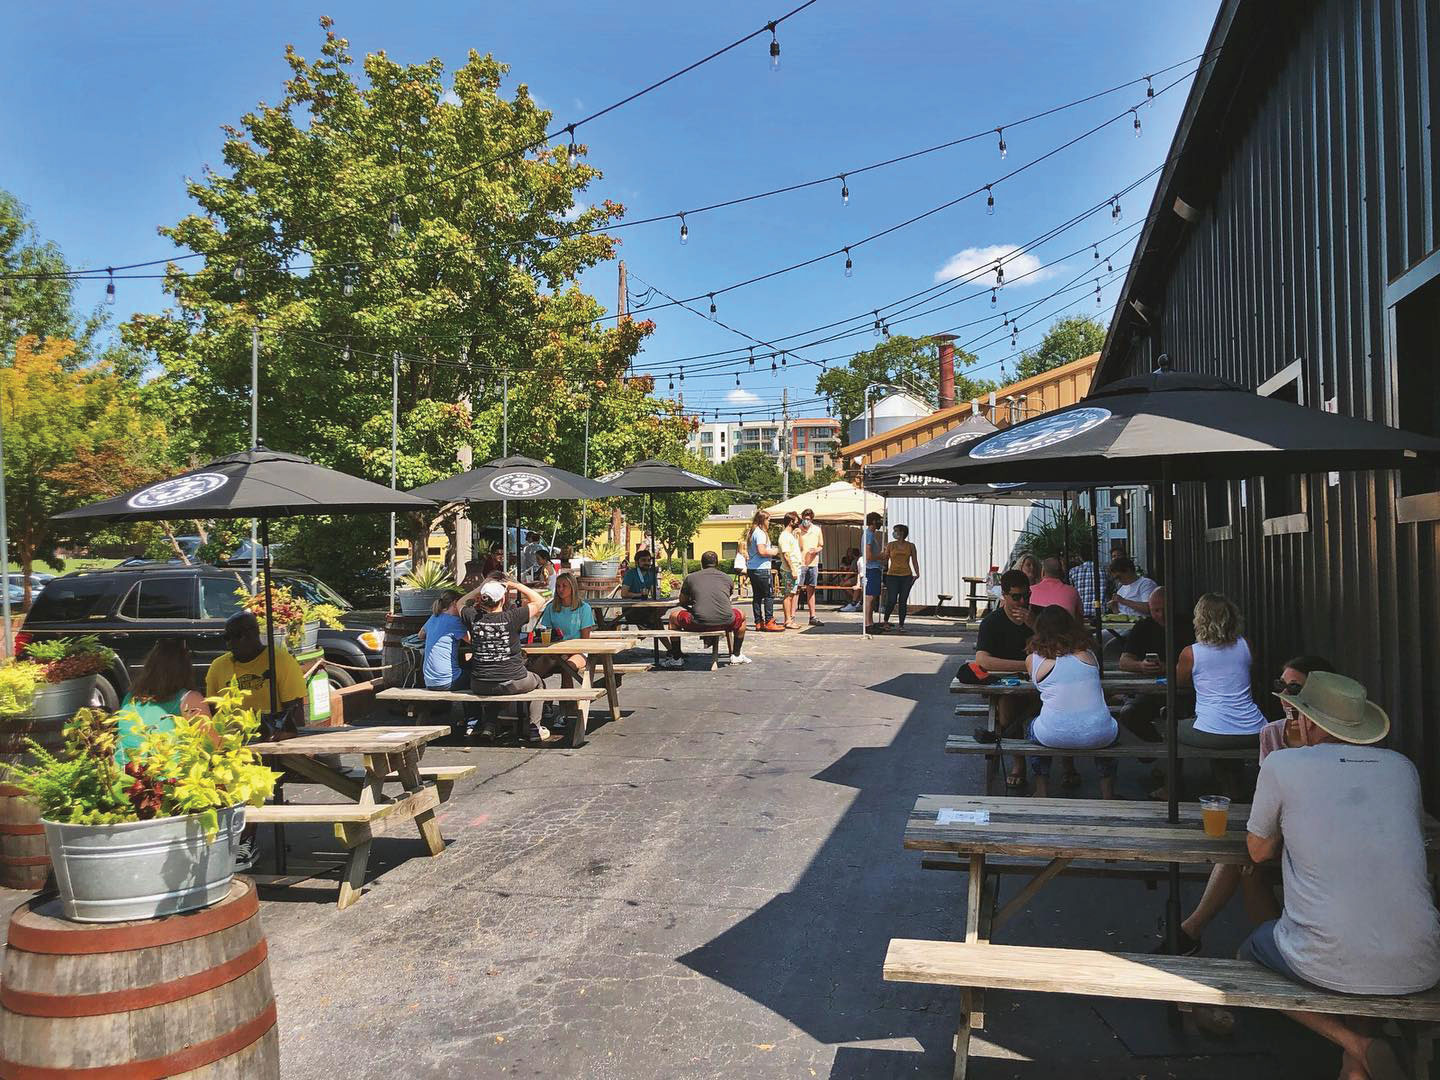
[730, 653, 753, 664]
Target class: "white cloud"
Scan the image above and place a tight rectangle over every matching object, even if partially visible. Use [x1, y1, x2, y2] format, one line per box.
[440, 89, 461, 107]
[562, 201, 587, 222]
[933, 244, 1056, 288]
[726, 388, 761, 405]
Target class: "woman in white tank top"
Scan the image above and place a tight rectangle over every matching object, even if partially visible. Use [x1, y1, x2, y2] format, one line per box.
[1024, 605, 1119, 798]
[1176, 593, 1265, 747]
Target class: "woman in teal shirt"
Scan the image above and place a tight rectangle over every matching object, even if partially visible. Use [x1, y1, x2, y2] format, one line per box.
[115, 638, 211, 765]
[529, 572, 595, 682]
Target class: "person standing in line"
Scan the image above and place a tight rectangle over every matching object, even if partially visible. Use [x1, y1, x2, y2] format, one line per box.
[796, 509, 824, 626]
[880, 524, 920, 633]
[860, 512, 886, 634]
[777, 511, 803, 630]
[744, 509, 782, 632]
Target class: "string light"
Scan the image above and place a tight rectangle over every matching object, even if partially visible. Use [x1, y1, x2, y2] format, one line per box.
[985, 185, 995, 216]
[1095, 279, 1103, 305]
[342, 341, 352, 364]
[736, 372, 741, 387]
[565, 123, 577, 155]
[1093, 244, 1100, 260]
[668, 375, 675, 392]
[679, 365, 685, 383]
[771, 355, 778, 373]
[781, 352, 788, 367]
[1111, 196, 1122, 222]
[995, 259, 1005, 285]
[389, 209, 403, 238]
[748, 347, 756, 366]
[678, 213, 689, 245]
[996, 127, 1007, 159]
[873, 311, 882, 337]
[843, 248, 853, 278]
[342, 272, 355, 297]
[1106, 256, 1114, 272]
[708, 293, 717, 318]
[1002, 311, 1010, 327]
[1145, 75, 1155, 98]
[768, 22, 780, 71]
[105, 269, 115, 305]
[1132, 109, 1142, 138]
[232, 261, 245, 283]
[990, 288, 997, 306]
[1010, 327, 1018, 348]
[839, 174, 849, 206]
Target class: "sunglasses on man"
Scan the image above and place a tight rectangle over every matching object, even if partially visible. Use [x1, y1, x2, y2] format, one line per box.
[1006, 590, 1030, 602]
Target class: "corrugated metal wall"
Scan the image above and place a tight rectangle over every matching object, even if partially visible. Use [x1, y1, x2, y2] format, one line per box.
[1110, 0, 1440, 802]
[885, 498, 1037, 608]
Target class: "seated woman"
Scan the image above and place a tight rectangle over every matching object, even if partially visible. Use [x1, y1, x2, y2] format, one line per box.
[115, 638, 211, 766]
[529, 572, 596, 683]
[417, 589, 468, 691]
[1174, 592, 1266, 799]
[1024, 605, 1119, 799]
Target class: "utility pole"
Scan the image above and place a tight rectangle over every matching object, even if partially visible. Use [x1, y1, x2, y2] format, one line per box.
[501, 372, 509, 572]
[0, 403, 10, 658]
[581, 403, 591, 544]
[781, 388, 791, 500]
[249, 326, 259, 589]
[389, 350, 398, 615]
[454, 384, 472, 584]
[618, 260, 629, 376]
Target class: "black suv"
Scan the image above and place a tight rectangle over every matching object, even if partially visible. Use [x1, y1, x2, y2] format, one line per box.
[19, 564, 386, 708]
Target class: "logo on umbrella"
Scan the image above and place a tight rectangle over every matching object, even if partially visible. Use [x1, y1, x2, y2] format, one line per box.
[594, 470, 622, 484]
[680, 469, 721, 486]
[970, 407, 1111, 460]
[489, 472, 551, 498]
[944, 431, 986, 448]
[126, 473, 230, 510]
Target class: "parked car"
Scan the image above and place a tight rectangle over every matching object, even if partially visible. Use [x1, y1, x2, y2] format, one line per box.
[118, 536, 203, 566]
[17, 564, 387, 708]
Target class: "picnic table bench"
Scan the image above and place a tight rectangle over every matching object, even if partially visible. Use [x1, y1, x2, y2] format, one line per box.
[894, 794, 1440, 1077]
[590, 627, 738, 669]
[248, 725, 462, 910]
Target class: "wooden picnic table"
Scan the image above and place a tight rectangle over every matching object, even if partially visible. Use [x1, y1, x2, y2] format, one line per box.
[586, 597, 679, 608]
[962, 576, 995, 619]
[521, 636, 630, 732]
[950, 674, 1166, 735]
[247, 725, 452, 909]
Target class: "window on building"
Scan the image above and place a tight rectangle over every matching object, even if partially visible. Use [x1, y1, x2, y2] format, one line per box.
[1257, 362, 1308, 534]
[721, 542, 739, 561]
[1395, 267, 1440, 504]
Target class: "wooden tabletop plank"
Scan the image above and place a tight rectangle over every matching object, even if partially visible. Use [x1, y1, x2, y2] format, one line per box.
[587, 598, 680, 608]
[950, 676, 1167, 695]
[376, 687, 603, 703]
[520, 639, 635, 655]
[248, 726, 449, 756]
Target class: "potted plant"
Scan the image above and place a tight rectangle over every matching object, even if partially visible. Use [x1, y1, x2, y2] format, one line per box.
[20, 635, 117, 717]
[236, 584, 344, 651]
[7, 683, 280, 922]
[579, 540, 623, 580]
[397, 561, 455, 616]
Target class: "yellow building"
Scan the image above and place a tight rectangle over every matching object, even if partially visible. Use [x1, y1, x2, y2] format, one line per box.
[624, 509, 755, 565]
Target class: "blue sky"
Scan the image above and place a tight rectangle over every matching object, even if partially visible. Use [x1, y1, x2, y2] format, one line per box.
[2, 2, 1216, 421]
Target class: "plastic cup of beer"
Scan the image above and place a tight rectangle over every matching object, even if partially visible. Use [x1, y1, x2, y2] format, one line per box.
[539, 628, 553, 646]
[1199, 795, 1231, 837]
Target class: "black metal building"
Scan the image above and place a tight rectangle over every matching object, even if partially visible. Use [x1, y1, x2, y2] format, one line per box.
[1095, 0, 1440, 802]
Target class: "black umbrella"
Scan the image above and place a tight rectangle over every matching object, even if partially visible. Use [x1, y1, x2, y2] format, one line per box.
[893, 366, 1440, 952]
[593, 461, 735, 598]
[53, 447, 434, 716]
[863, 415, 999, 499]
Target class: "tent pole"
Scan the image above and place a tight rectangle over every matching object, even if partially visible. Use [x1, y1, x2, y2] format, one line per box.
[1159, 463, 1181, 957]
[261, 516, 279, 718]
[1091, 488, 1104, 677]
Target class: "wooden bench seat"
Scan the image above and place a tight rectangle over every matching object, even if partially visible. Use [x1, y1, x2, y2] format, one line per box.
[945, 731, 1257, 759]
[248, 784, 439, 826]
[377, 764, 477, 801]
[375, 686, 607, 747]
[590, 628, 736, 669]
[885, 939, 1440, 1078]
[919, 854, 1211, 884]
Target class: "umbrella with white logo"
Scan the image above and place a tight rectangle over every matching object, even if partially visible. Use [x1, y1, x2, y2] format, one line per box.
[52, 447, 435, 716]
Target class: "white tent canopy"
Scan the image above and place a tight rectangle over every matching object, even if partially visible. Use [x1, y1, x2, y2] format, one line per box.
[766, 481, 881, 524]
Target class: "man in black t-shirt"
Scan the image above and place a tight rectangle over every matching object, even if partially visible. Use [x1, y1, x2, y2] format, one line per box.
[1115, 587, 1190, 741]
[974, 570, 1040, 771]
[466, 578, 549, 740]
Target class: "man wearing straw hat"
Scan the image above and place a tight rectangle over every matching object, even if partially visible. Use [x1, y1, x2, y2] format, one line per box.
[1243, 672, 1440, 1079]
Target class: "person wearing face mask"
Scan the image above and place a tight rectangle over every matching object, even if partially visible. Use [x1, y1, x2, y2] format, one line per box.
[796, 509, 824, 626]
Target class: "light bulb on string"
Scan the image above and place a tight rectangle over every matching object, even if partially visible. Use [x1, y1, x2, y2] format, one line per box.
[768, 23, 780, 71]
[996, 127, 1007, 159]
[389, 209, 403, 238]
[781, 352, 787, 367]
[1106, 256, 1114, 273]
[1132, 109, 1142, 138]
[1010, 327, 1018, 348]
[342, 341, 352, 365]
[771, 355, 778, 373]
[105, 269, 115, 306]
[342, 272, 355, 298]
[843, 248, 853, 278]
[232, 261, 245, 283]
[873, 311, 882, 337]
[748, 347, 756, 367]
[990, 288, 997, 306]
[882, 322, 891, 339]
[985, 185, 995, 216]
[1093, 244, 1100, 261]
[1145, 75, 1155, 98]
[1095, 280, 1103, 305]
[995, 260, 1004, 285]
[1111, 196, 1122, 222]
[839, 174, 849, 206]
[735, 373, 741, 388]
[678, 213, 688, 245]
[708, 293, 717, 319]
[1002, 311, 1010, 328]
[679, 365, 685, 384]
[565, 124, 577, 156]
[668, 375, 675, 393]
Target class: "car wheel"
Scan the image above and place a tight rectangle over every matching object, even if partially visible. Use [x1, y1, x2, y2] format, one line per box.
[90, 675, 120, 712]
[324, 665, 356, 689]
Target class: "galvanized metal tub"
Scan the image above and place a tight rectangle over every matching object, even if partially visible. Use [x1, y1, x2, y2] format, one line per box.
[42, 804, 244, 922]
[0, 675, 99, 759]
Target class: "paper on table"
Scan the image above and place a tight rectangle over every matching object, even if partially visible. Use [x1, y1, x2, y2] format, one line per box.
[937, 809, 990, 825]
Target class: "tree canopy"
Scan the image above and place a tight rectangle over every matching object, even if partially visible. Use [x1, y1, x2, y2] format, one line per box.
[815, 334, 996, 435]
[1013, 315, 1108, 381]
[0, 191, 101, 363]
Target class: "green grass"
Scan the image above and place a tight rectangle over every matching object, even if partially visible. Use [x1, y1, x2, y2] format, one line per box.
[7, 557, 121, 576]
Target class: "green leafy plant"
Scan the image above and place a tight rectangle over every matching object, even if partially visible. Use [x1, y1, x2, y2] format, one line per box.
[22, 635, 117, 682]
[0, 660, 45, 717]
[579, 540, 622, 562]
[1014, 507, 1096, 562]
[8, 683, 279, 838]
[401, 561, 456, 591]
[235, 584, 344, 650]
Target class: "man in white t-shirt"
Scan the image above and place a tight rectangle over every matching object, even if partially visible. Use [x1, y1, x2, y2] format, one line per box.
[1108, 556, 1158, 615]
[1243, 671, 1440, 1077]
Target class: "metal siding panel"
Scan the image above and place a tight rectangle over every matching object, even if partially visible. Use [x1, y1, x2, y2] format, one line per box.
[886, 497, 1034, 609]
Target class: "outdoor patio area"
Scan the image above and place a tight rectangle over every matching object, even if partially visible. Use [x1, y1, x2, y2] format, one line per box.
[0, 617, 1334, 1079]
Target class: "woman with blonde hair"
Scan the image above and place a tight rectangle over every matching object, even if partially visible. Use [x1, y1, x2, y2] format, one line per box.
[1014, 552, 1041, 586]
[744, 509, 781, 631]
[1176, 592, 1265, 750]
[530, 571, 601, 678]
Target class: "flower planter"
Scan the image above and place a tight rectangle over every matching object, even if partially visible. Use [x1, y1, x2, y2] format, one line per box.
[296, 620, 320, 652]
[397, 588, 443, 616]
[581, 558, 621, 579]
[42, 804, 245, 922]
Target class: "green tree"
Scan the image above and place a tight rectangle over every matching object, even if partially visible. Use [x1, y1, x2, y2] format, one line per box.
[1013, 315, 1107, 381]
[790, 465, 841, 495]
[815, 334, 996, 435]
[124, 19, 688, 566]
[714, 449, 783, 505]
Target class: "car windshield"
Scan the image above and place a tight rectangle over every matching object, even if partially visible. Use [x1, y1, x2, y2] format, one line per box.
[277, 573, 351, 610]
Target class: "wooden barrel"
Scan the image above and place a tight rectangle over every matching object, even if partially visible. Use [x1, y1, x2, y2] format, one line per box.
[380, 613, 427, 689]
[0, 780, 48, 891]
[0, 877, 280, 1078]
[577, 574, 620, 599]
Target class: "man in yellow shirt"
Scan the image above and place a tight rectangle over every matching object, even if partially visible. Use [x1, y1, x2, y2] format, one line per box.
[206, 612, 307, 727]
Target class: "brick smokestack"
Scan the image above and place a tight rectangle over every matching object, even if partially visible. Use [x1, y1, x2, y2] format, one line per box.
[935, 334, 958, 410]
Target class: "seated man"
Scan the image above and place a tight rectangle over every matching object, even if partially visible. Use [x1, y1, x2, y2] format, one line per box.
[1028, 556, 1080, 618]
[1243, 672, 1440, 1078]
[974, 569, 1038, 791]
[1108, 556, 1158, 615]
[620, 548, 665, 630]
[206, 612, 306, 730]
[467, 578, 550, 742]
[1114, 587, 1192, 740]
[666, 551, 749, 666]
